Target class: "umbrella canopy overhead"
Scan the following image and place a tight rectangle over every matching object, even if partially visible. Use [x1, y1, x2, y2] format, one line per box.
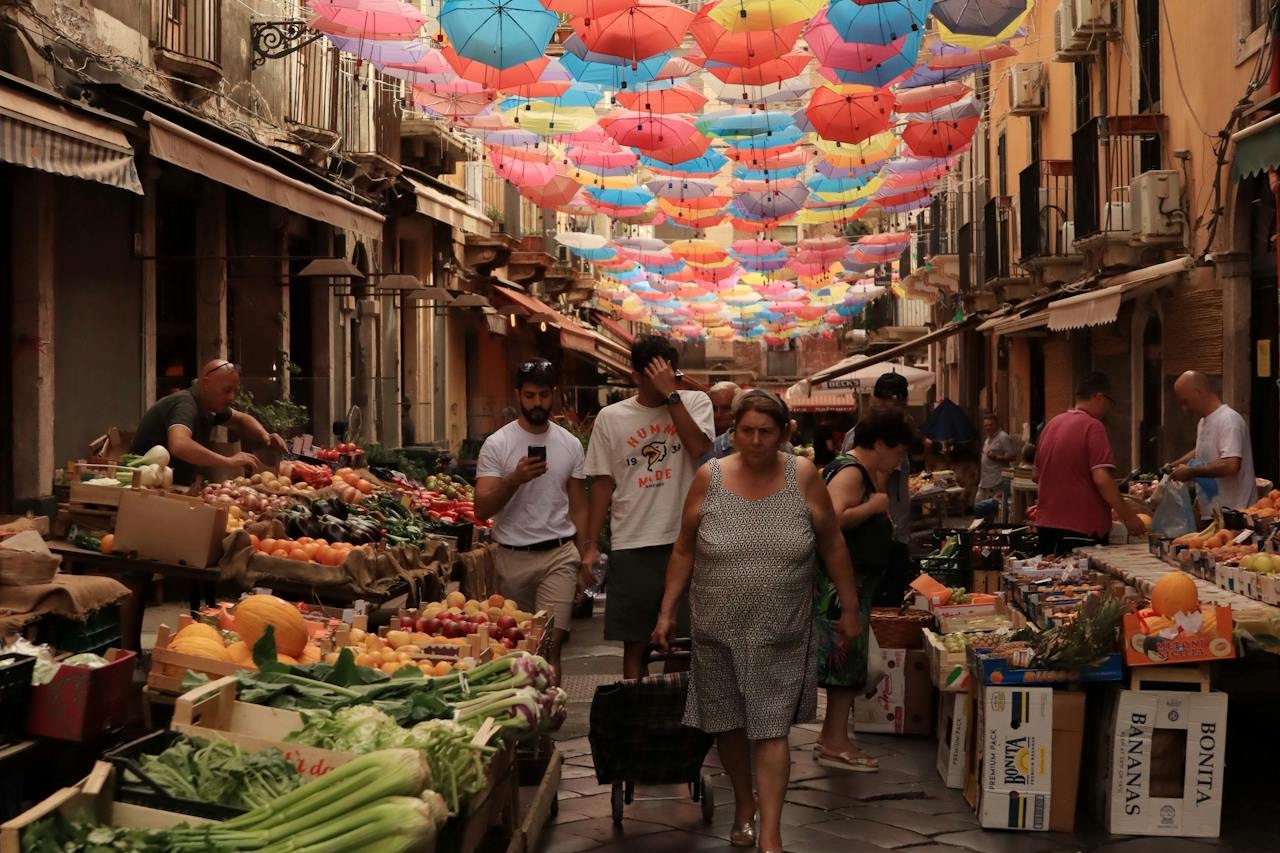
[931, 0, 1029, 36]
[439, 0, 559, 69]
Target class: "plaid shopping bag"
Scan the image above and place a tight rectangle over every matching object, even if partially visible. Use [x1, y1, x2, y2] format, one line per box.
[588, 671, 714, 786]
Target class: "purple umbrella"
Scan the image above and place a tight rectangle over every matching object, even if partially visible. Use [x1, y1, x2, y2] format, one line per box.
[646, 177, 721, 199]
[931, 0, 1028, 37]
[323, 35, 426, 67]
[735, 184, 810, 219]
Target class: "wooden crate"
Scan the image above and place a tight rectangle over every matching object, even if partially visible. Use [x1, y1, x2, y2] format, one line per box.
[504, 748, 562, 853]
[0, 762, 207, 853]
[146, 620, 246, 694]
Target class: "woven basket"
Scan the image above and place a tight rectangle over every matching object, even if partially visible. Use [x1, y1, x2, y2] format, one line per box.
[870, 607, 933, 650]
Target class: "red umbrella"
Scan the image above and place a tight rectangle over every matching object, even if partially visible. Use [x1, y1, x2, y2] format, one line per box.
[615, 85, 708, 114]
[690, 5, 807, 68]
[902, 116, 980, 158]
[600, 112, 702, 150]
[542, 0, 632, 22]
[643, 134, 713, 164]
[519, 175, 584, 207]
[805, 86, 895, 145]
[705, 52, 811, 86]
[573, 0, 695, 63]
[443, 48, 549, 89]
[893, 80, 971, 113]
[653, 56, 703, 81]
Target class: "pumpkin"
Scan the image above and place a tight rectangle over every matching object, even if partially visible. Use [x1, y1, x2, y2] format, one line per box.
[277, 653, 298, 665]
[169, 634, 233, 663]
[174, 622, 223, 645]
[1150, 572, 1199, 617]
[234, 594, 309, 657]
[299, 644, 322, 664]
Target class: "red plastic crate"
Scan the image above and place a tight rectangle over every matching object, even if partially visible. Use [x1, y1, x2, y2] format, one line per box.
[26, 648, 135, 741]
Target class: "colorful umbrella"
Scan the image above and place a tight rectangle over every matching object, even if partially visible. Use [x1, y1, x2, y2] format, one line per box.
[439, 0, 559, 69]
[705, 0, 825, 31]
[805, 86, 896, 145]
[902, 116, 980, 157]
[415, 86, 495, 118]
[690, 6, 807, 67]
[308, 1, 425, 39]
[600, 112, 703, 151]
[444, 49, 550, 88]
[521, 175, 586, 207]
[615, 85, 708, 114]
[323, 35, 426, 67]
[542, 0, 633, 22]
[560, 51, 671, 89]
[927, 42, 1017, 69]
[824, 0, 932, 45]
[931, 0, 1029, 37]
[573, 0, 695, 63]
[893, 80, 972, 111]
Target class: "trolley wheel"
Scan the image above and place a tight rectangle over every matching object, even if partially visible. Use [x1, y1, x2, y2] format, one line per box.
[624, 781, 635, 805]
[699, 776, 715, 824]
[611, 783, 624, 824]
[689, 781, 700, 802]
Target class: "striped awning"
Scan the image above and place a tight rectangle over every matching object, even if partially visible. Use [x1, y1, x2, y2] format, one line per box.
[0, 81, 142, 194]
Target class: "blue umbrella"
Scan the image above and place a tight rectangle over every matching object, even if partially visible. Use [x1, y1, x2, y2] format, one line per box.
[440, 0, 559, 70]
[822, 30, 923, 87]
[570, 246, 618, 261]
[561, 51, 669, 89]
[826, 0, 933, 45]
[640, 149, 728, 174]
[921, 399, 976, 443]
[735, 164, 807, 181]
[704, 110, 795, 138]
[586, 185, 654, 207]
[809, 174, 874, 194]
[719, 126, 805, 149]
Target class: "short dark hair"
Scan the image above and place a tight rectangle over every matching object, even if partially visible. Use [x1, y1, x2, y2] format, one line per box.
[982, 412, 997, 422]
[733, 389, 789, 430]
[514, 357, 557, 389]
[850, 409, 915, 450]
[1075, 371, 1111, 401]
[630, 335, 679, 373]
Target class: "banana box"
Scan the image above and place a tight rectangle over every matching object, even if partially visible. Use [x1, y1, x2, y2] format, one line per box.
[975, 686, 1054, 831]
[1122, 605, 1235, 666]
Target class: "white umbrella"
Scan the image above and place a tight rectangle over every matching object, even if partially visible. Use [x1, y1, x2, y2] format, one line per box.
[556, 232, 609, 250]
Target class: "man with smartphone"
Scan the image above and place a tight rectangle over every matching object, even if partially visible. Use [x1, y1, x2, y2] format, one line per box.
[474, 359, 587, 684]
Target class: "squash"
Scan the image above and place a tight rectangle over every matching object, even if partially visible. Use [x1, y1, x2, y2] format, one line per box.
[169, 634, 233, 663]
[299, 644, 322, 664]
[276, 653, 298, 665]
[174, 622, 223, 645]
[226, 640, 254, 667]
[234, 594, 309, 657]
[1150, 572, 1199, 617]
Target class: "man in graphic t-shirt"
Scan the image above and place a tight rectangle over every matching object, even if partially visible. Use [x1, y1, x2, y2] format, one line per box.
[1169, 371, 1257, 517]
[582, 336, 715, 679]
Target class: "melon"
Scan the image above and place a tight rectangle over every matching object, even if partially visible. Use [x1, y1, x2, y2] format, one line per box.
[1150, 572, 1199, 617]
[234, 594, 309, 657]
[169, 634, 232, 663]
[174, 622, 223, 645]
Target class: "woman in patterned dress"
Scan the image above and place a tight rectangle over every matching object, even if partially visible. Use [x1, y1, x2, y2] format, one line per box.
[653, 391, 861, 853]
[814, 409, 916, 772]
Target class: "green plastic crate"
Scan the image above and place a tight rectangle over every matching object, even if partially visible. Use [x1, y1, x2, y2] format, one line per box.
[40, 604, 122, 655]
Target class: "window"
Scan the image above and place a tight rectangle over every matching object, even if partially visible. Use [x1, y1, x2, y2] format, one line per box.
[1074, 62, 1092, 129]
[1252, 0, 1270, 29]
[1237, 0, 1273, 64]
[996, 131, 1007, 197]
[1030, 115, 1042, 165]
[1136, 0, 1161, 113]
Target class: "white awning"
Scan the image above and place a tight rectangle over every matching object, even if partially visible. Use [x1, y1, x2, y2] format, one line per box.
[1046, 256, 1195, 331]
[145, 113, 384, 238]
[409, 177, 490, 236]
[784, 382, 859, 412]
[991, 310, 1050, 336]
[0, 80, 142, 193]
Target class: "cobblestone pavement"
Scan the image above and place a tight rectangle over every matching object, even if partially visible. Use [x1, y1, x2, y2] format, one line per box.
[541, 603, 1269, 853]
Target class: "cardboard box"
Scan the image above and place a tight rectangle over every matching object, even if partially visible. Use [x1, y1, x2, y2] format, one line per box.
[1048, 691, 1086, 833]
[1105, 690, 1228, 837]
[936, 692, 972, 788]
[27, 649, 136, 741]
[113, 489, 228, 567]
[1122, 606, 1235, 667]
[972, 650, 1124, 686]
[975, 686, 1054, 831]
[853, 649, 932, 735]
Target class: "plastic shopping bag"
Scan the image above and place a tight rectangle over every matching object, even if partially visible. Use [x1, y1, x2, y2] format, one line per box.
[863, 628, 885, 700]
[1150, 475, 1195, 538]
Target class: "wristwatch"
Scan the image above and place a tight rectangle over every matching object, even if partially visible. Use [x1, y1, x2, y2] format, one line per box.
[666, 391, 682, 406]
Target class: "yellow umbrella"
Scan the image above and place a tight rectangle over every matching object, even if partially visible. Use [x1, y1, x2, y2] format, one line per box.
[499, 103, 598, 136]
[798, 205, 866, 224]
[813, 131, 899, 163]
[813, 176, 885, 204]
[573, 172, 639, 189]
[935, 0, 1035, 49]
[706, 0, 824, 31]
[668, 239, 728, 261]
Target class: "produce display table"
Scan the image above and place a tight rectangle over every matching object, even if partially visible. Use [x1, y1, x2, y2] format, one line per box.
[1080, 545, 1280, 644]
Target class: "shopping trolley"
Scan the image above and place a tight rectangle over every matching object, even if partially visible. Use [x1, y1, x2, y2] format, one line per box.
[587, 640, 716, 824]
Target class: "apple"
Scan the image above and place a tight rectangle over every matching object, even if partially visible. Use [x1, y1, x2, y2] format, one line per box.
[500, 637, 516, 649]
[505, 627, 525, 642]
[463, 622, 479, 635]
[496, 615, 517, 632]
[423, 618, 442, 634]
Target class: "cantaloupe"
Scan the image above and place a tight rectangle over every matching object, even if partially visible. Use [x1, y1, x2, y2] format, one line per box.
[1150, 572, 1199, 617]
[169, 634, 232, 662]
[226, 640, 253, 667]
[299, 644, 322, 664]
[234, 594, 309, 657]
[174, 622, 223, 645]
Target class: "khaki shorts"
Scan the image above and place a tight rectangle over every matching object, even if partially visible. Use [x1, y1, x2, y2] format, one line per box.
[494, 542, 579, 633]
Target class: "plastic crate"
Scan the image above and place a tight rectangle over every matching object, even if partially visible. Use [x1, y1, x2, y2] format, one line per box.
[27, 648, 136, 742]
[104, 730, 253, 820]
[917, 555, 970, 589]
[38, 604, 122, 655]
[430, 521, 474, 552]
[0, 654, 35, 748]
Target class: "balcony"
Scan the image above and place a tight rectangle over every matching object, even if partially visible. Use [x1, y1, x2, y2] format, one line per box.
[1071, 114, 1166, 262]
[1018, 160, 1083, 287]
[152, 0, 222, 87]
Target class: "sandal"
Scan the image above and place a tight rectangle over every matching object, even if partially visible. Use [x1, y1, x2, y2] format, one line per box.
[814, 746, 879, 773]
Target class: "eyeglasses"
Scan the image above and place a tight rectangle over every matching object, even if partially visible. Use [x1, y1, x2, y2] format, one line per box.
[519, 359, 554, 373]
[204, 360, 240, 377]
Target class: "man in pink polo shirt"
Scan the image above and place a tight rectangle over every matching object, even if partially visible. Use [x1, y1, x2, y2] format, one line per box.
[1033, 372, 1146, 555]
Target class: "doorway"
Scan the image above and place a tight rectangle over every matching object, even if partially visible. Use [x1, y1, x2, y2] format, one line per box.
[1029, 338, 1046, 443]
[1247, 172, 1278, 480]
[0, 165, 12, 511]
[1139, 315, 1163, 471]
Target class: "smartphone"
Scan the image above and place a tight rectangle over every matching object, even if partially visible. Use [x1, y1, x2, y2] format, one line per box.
[528, 445, 547, 462]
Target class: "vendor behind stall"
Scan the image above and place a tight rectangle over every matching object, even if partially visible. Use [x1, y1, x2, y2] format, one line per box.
[130, 360, 286, 486]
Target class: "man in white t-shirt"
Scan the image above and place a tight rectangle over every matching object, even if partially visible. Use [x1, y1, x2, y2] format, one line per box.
[1170, 371, 1257, 516]
[475, 358, 587, 684]
[582, 336, 715, 679]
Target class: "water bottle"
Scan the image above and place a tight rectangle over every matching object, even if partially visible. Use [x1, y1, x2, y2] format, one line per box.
[586, 554, 608, 599]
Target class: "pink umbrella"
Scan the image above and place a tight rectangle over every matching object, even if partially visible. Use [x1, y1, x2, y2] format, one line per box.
[806, 10, 915, 73]
[415, 85, 495, 118]
[733, 238, 786, 255]
[893, 81, 972, 113]
[928, 43, 1017, 69]
[573, 0, 696, 64]
[600, 112, 702, 150]
[567, 147, 638, 169]
[543, 0, 633, 22]
[308, 1, 425, 38]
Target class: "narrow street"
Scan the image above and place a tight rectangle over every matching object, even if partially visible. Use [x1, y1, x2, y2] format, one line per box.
[543, 603, 1260, 853]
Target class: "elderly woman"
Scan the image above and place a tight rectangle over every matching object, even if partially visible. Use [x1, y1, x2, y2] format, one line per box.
[653, 390, 861, 853]
[815, 409, 916, 772]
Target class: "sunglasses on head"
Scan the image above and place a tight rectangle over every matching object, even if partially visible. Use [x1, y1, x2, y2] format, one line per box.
[204, 360, 240, 377]
[519, 359, 554, 373]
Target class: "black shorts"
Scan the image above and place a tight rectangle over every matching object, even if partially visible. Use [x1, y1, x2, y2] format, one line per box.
[603, 545, 691, 643]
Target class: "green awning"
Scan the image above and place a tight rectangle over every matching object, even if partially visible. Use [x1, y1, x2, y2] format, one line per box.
[1234, 116, 1280, 180]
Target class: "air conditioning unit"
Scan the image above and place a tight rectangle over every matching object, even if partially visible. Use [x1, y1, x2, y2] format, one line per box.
[1073, 0, 1116, 36]
[1054, 0, 1092, 61]
[1008, 62, 1047, 115]
[1060, 221, 1077, 254]
[1103, 201, 1132, 233]
[1129, 170, 1184, 243]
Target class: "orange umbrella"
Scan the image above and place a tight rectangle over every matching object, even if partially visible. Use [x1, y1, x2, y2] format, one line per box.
[704, 52, 810, 86]
[573, 0, 695, 63]
[690, 5, 806, 68]
[444, 48, 549, 89]
[519, 175, 584, 207]
[805, 86, 896, 145]
[614, 85, 708, 114]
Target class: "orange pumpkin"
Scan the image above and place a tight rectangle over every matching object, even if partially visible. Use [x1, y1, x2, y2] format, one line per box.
[1150, 572, 1199, 617]
[234, 594, 309, 657]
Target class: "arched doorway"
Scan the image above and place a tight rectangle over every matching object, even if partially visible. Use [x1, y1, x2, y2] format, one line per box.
[1139, 314, 1162, 472]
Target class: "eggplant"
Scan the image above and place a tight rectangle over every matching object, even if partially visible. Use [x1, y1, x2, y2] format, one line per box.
[330, 500, 349, 520]
[323, 521, 347, 543]
[299, 516, 323, 540]
[312, 500, 332, 519]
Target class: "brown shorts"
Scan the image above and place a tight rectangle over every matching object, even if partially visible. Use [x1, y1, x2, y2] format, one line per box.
[494, 542, 579, 633]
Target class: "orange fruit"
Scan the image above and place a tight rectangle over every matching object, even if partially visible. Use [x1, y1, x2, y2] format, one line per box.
[432, 661, 453, 677]
[99, 534, 115, 554]
[249, 534, 260, 549]
[303, 542, 321, 560]
[288, 548, 309, 562]
[313, 538, 328, 548]
[270, 547, 291, 559]
[260, 538, 277, 554]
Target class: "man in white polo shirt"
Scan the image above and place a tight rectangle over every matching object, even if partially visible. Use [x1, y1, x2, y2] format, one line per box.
[1170, 371, 1257, 517]
[475, 358, 587, 684]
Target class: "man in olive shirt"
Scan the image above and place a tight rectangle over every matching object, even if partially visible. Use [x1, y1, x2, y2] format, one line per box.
[131, 360, 285, 486]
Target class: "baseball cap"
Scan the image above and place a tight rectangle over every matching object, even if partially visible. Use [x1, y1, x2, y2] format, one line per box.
[873, 371, 909, 402]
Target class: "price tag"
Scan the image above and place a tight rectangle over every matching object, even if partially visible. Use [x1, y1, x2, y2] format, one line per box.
[1234, 529, 1255, 545]
[353, 599, 369, 615]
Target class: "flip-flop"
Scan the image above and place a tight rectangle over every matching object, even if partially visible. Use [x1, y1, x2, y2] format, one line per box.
[814, 747, 880, 773]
